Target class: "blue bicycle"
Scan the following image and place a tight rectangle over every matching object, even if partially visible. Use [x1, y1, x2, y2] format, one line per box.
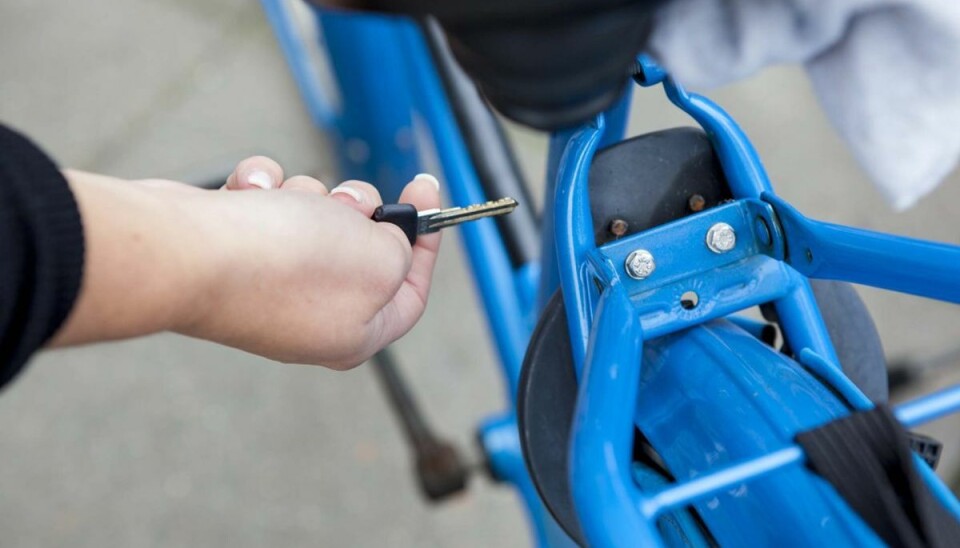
[261, 3, 960, 545]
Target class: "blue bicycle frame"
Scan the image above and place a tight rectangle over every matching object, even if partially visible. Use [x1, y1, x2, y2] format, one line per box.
[261, 3, 960, 545]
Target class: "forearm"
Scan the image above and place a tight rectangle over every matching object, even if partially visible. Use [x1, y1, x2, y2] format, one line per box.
[50, 171, 223, 346]
[44, 159, 440, 370]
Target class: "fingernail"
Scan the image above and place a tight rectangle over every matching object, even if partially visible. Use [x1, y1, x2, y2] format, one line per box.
[414, 173, 440, 191]
[331, 186, 363, 203]
[247, 170, 274, 189]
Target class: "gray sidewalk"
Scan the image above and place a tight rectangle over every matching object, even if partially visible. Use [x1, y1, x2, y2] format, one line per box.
[1, 1, 959, 546]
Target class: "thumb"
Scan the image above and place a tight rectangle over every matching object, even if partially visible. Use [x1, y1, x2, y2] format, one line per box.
[368, 173, 443, 347]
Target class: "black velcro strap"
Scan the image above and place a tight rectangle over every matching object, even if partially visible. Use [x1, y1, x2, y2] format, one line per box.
[795, 405, 960, 547]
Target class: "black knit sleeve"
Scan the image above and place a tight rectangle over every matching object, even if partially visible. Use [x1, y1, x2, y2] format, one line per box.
[0, 124, 85, 390]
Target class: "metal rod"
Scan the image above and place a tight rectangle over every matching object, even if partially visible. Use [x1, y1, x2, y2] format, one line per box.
[896, 384, 960, 428]
[371, 349, 435, 451]
[419, 19, 540, 267]
[641, 382, 960, 516]
[640, 447, 804, 518]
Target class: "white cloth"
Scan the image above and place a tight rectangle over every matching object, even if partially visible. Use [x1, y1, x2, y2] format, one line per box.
[648, 0, 960, 209]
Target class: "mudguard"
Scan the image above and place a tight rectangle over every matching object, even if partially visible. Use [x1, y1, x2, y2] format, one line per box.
[636, 320, 883, 546]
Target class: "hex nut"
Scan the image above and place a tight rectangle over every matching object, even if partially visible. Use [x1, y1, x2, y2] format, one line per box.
[625, 249, 656, 280]
[706, 222, 737, 254]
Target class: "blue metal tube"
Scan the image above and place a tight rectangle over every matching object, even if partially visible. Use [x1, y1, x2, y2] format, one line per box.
[897, 383, 960, 427]
[538, 86, 630, 316]
[768, 193, 960, 303]
[260, 0, 336, 129]
[796, 349, 872, 409]
[773, 279, 843, 368]
[569, 284, 664, 547]
[514, 261, 542, 333]
[398, 27, 529, 391]
[598, 85, 632, 150]
[536, 132, 570, 313]
[315, 13, 422, 201]
[554, 118, 606, 373]
[479, 413, 577, 547]
[655, 67, 842, 370]
[661, 77, 773, 198]
[641, 447, 805, 518]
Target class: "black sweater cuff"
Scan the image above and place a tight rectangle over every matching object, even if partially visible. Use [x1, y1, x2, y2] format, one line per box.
[0, 125, 85, 389]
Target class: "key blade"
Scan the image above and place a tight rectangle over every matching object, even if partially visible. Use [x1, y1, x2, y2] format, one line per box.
[418, 197, 518, 234]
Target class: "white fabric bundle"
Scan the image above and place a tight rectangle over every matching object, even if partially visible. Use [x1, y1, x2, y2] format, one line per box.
[648, 0, 960, 209]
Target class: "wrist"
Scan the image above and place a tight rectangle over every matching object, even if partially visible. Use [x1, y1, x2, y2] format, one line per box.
[52, 174, 228, 345]
[156, 187, 233, 338]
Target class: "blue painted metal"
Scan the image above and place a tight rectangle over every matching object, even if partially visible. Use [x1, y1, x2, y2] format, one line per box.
[598, 85, 633, 150]
[898, 384, 960, 427]
[635, 55, 667, 87]
[569, 284, 664, 547]
[635, 376, 960, 525]
[266, 8, 551, 541]
[514, 261, 542, 333]
[314, 12, 421, 202]
[632, 320, 881, 545]
[641, 56, 841, 368]
[536, 132, 571, 313]
[537, 87, 632, 315]
[588, 199, 805, 339]
[395, 25, 573, 545]
[766, 193, 960, 303]
[659, 74, 773, 199]
[560, 60, 960, 545]
[769, 276, 843, 372]
[553, 118, 606, 374]
[632, 464, 712, 547]
[260, 0, 336, 129]
[397, 25, 530, 391]
[267, 15, 960, 544]
[642, 446, 805, 518]
[797, 349, 873, 409]
[478, 413, 578, 547]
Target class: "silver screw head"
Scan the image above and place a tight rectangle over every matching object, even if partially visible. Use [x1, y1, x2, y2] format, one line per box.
[624, 249, 656, 279]
[706, 222, 737, 253]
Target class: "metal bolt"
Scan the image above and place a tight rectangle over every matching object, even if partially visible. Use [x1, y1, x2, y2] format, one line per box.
[609, 218, 629, 238]
[706, 222, 737, 253]
[625, 249, 656, 280]
[688, 194, 706, 212]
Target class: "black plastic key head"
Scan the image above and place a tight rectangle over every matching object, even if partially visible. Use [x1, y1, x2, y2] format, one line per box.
[372, 203, 419, 245]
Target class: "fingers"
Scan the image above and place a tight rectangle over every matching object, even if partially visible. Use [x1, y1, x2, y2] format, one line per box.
[397, 173, 442, 254]
[369, 174, 443, 346]
[223, 156, 284, 190]
[328, 180, 384, 217]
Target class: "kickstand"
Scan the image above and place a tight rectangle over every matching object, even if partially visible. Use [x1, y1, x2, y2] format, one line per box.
[371, 348, 470, 501]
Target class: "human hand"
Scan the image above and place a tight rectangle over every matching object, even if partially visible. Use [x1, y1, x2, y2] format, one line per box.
[192, 156, 443, 369]
[55, 159, 442, 371]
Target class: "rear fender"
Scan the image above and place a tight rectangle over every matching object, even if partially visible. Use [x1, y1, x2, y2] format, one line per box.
[636, 320, 882, 546]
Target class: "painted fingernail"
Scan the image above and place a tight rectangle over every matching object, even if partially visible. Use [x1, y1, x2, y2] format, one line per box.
[247, 170, 274, 189]
[414, 173, 440, 191]
[331, 186, 363, 203]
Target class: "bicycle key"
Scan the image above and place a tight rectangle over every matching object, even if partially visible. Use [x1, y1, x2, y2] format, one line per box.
[372, 197, 519, 245]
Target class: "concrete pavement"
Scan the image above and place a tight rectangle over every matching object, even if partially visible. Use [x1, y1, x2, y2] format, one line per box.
[2, 1, 959, 546]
